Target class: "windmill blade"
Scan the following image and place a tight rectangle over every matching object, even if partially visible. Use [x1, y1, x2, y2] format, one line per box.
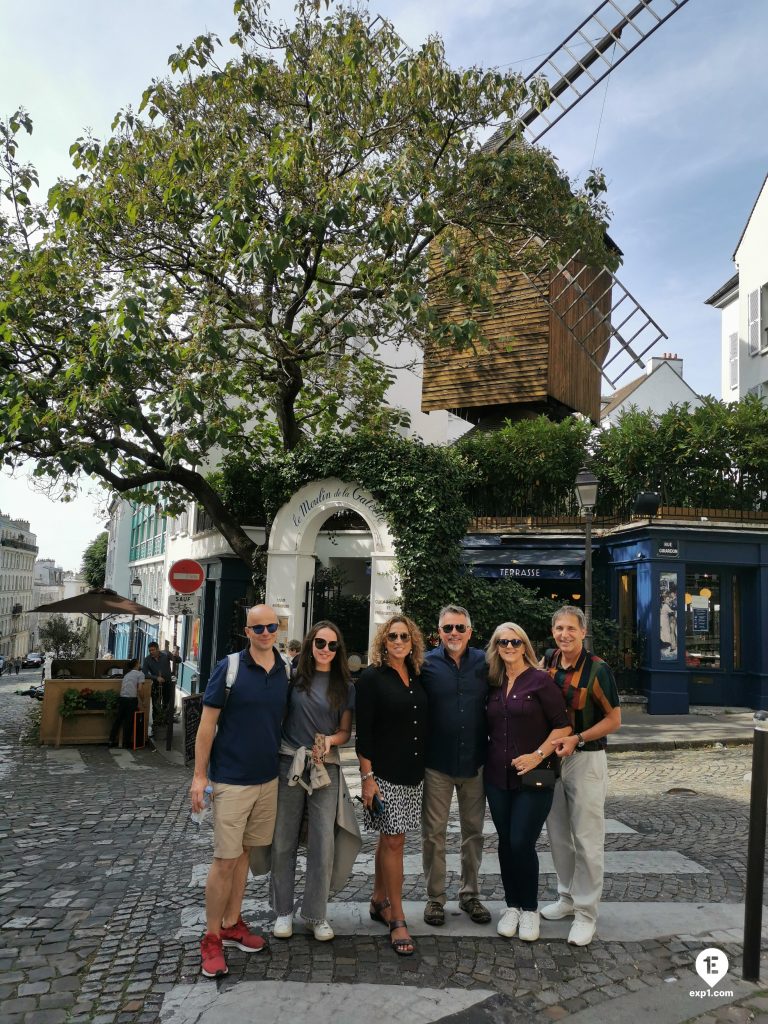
[510, 235, 668, 390]
[487, 0, 692, 151]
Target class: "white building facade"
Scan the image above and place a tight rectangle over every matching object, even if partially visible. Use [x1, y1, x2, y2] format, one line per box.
[600, 354, 701, 426]
[0, 513, 38, 661]
[707, 174, 768, 401]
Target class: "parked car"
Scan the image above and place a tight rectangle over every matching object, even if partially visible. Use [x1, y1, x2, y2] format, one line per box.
[23, 652, 43, 668]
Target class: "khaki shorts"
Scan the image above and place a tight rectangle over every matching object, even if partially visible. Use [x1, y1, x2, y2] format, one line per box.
[212, 778, 278, 859]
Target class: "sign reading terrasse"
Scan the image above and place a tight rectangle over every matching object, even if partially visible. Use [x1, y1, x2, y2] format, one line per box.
[291, 484, 385, 529]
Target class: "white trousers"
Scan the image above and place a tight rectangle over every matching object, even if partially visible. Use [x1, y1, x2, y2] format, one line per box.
[545, 750, 608, 924]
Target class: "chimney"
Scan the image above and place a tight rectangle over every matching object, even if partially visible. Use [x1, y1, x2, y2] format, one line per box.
[647, 352, 683, 377]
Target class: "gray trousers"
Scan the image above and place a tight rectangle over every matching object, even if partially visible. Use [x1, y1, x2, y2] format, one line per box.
[545, 750, 608, 924]
[421, 766, 486, 904]
[270, 755, 339, 924]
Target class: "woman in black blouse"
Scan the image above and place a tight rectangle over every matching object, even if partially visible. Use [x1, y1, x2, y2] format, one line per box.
[356, 614, 427, 957]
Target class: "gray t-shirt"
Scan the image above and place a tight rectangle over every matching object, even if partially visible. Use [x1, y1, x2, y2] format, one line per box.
[282, 671, 355, 749]
[120, 669, 144, 699]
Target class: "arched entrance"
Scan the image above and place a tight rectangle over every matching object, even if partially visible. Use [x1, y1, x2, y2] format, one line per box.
[265, 479, 400, 653]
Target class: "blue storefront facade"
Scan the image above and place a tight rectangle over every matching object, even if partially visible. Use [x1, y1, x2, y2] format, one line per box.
[462, 517, 768, 715]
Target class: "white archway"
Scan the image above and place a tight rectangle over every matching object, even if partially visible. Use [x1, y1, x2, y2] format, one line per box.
[265, 478, 400, 648]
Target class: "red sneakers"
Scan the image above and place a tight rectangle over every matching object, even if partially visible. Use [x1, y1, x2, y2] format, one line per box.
[200, 932, 228, 978]
[220, 916, 267, 953]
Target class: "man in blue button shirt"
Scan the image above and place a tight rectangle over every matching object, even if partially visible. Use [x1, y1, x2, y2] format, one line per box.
[190, 604, 289, 978]
[421, 604, 491, 926]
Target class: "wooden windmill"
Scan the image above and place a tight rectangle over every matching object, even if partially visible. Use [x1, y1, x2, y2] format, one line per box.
[421, 0, 691, 426]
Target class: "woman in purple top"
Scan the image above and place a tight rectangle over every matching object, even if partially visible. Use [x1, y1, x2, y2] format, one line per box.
[485, 622, 571, 943]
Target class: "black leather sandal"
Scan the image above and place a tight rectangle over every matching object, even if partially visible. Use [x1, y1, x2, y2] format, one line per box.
[389, 919, 415, 957]
[369, 897, 391, 925]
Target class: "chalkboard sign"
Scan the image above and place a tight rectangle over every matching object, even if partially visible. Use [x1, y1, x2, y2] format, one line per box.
[182, 694, 203, 765]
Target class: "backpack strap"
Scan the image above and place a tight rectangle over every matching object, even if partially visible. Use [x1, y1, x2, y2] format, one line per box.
[223, 652, 240, 708]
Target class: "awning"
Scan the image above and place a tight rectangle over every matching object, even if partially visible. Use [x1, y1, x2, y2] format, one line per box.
[461, 546, 584, 581]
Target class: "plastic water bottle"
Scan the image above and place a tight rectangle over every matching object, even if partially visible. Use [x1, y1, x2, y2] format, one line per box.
[190, 784, 213, 825]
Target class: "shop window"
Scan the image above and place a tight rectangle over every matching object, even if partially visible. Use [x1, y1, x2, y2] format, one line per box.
[684, 572, 720, 669]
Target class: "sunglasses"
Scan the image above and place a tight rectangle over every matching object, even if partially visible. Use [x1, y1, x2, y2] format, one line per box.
[497, 637, 524, 649]
[313, 637, 339, 651]
[440, 623, 468, 634]
[247, 622, 279, 634]
[387, 632, 410, 643]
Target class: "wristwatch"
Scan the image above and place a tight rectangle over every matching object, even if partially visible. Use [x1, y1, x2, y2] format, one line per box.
[576, 733, 586, 749]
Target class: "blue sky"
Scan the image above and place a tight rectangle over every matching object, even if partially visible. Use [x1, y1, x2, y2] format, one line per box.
[1, 0, 766, 568]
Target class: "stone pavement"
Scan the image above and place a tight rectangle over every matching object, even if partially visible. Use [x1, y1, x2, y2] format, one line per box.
[1, 668, 766, 1024]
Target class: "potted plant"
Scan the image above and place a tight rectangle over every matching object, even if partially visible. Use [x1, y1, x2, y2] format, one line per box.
[59, 688, 86, 719]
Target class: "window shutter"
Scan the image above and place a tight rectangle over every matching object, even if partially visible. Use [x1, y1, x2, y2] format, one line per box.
[729, 332, 738, 389]
[748, 289, 760, 354]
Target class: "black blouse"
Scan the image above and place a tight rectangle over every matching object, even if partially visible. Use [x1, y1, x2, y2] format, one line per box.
[355, 663, 428, 786]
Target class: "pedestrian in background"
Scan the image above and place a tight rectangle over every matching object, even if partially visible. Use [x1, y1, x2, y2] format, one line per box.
[287, 638, 301, 678]
[142, 641, 174, 723]
[541, 606, 621, 946]
[485, 622, 570, 942]
[14, 657, 21, 675]
[271, 621, 355, 942]
[109, 658, 144, 748]
[356, 614, 428, 957]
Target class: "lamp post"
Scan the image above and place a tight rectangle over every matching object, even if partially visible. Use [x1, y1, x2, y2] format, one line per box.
[574, 468, 599, 652]
[129, 576, 142, 660]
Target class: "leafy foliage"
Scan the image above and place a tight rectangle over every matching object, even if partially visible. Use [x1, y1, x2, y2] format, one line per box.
[39, 614, 90, 659]
[0, 0, 613, 568]
[81, 532, 108, 589]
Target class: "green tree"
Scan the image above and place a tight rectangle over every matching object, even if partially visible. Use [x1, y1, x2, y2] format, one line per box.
[39, 614, 90, 659]
[0, 0, 614, 571]
[81, 532, 108, 589]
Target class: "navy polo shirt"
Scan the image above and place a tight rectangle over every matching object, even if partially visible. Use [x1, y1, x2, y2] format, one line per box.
[421, 645, 489, 777]
[203, 647, 289, 785]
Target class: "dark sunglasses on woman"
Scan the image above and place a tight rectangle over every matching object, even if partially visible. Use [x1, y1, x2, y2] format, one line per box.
[313, 637, 339, 651]
[440, 623, 468, 634]
[497, 637, 524, 648]
[248, 623, 279, 634]
[386, 631, 410, 642]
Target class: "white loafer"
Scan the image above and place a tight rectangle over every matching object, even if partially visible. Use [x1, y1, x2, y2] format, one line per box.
[273, 913, 293, 939]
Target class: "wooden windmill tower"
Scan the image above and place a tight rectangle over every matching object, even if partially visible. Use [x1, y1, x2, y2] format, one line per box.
[421, 0, 691, 426]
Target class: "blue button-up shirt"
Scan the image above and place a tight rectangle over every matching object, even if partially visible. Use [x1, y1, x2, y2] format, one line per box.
[421, 645, 489, 777]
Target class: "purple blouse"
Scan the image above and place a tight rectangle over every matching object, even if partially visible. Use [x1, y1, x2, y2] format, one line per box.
[485, 667, 569, 790]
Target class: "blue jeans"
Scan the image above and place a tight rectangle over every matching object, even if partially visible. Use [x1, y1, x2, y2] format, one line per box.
[485, 780, 554, 911]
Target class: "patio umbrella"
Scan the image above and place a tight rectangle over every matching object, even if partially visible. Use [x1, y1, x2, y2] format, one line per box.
[33, 588, 162, 673]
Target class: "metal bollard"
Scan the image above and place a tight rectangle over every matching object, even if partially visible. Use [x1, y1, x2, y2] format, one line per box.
[743, 709, 768, 982]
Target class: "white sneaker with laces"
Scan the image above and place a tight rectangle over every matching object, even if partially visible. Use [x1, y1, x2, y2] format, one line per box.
[540, 899, 575, 921]
[496, 907, 520, 938]
[518, 910, 540, 942]
[568, 917, 596, 946]
[311, 920, 335, 942]
[273, 913, 294, 939]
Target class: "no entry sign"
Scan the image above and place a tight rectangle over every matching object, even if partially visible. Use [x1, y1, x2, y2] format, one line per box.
[168, 559, 205, 594]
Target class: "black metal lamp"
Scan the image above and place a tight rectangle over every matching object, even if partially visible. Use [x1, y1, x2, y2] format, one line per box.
[574, 468, 598, 652]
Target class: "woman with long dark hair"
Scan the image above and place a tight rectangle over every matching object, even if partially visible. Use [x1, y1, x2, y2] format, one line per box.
[356, 614, 427, 957]
[270, 620, 354, 941]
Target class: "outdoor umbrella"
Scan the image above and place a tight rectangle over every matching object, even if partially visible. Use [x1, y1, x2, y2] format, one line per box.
[33, 588, 162, 673]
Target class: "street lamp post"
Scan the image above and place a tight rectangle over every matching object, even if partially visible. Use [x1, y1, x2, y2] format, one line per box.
[574, 468, 599, 652]
[128, 576, 142, 660]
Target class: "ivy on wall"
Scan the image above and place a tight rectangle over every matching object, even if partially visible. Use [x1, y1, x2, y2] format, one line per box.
[220, 428, 472, 629]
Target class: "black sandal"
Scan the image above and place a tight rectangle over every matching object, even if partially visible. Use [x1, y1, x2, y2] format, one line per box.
[389, 919, 415, 957]
[369, 896, 391, 925]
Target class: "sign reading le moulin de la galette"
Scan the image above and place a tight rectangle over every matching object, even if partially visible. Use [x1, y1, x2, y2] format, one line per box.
[291, 484, 384, 528]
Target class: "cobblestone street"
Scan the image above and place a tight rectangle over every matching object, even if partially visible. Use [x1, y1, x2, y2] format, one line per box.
[1, 672, 766, 1024]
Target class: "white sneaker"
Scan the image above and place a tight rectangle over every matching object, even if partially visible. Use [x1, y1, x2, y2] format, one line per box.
[541, 899, 575, 921]
[273, 913, 293, 939]
[311, 920, 335, 942]
[496, 907, 520, 937]
[568, 917, 596, 946]
[518, 910, 540, 942]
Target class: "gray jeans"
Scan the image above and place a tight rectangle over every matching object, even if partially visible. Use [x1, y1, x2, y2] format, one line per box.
[270, 754, 339, 924]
